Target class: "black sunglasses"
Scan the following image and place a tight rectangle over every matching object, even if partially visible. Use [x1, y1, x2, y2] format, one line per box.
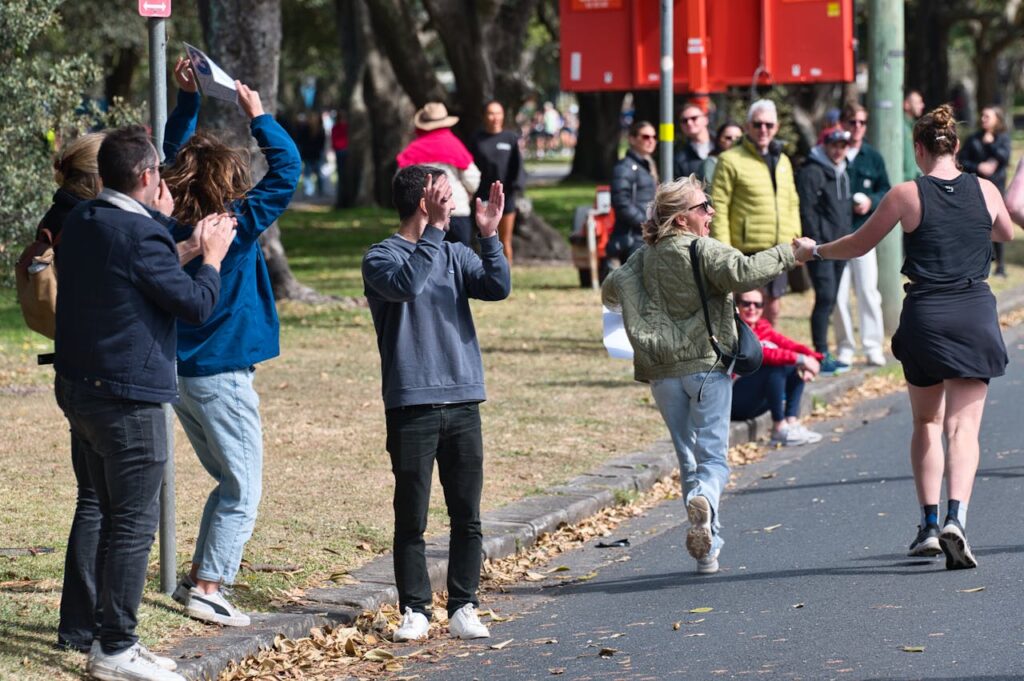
[686, 199, 713, 213]
[638, 133, 657, 141]
[751, 121, 776, 130]
[737, 299, 764, 309]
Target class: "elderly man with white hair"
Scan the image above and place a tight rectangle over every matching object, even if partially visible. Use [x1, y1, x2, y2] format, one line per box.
[710, 99, 801, 325]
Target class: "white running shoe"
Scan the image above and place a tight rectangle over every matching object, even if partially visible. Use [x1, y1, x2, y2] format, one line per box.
[184, 587, 251, 627]
[696, 546, 720, 575]
[686, 495, 713, 560]
[87, 642, 185, 681]
[170, 575, 195, 606]
[790, 423, 823, 444]
[90, 641, 177, 672]
[448, 603, 491, 639]
[393, 607, 430, 642]
[866, 350, 887, 367]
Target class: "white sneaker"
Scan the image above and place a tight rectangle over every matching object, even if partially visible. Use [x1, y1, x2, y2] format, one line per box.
[837, 350, 855, 366]
[170, 575, 195, 606]
[87, 643, 185, 681]
[393, 607, 430, 642]
[685, 496, 713, 560]
[184, 587, 250, 627]
[696, 546, 720, 575]
[770, 425, 810, 446]
[866, 350, 887, 367]
[448, 603, 491, 639]
[90, 641, 177, 672]
[789, 423, 823, 444]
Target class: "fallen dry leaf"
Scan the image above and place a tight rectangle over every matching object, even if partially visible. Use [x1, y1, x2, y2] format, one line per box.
[957, 587, 985, 593]
[688, 607, 713, 614]
[792, 603, 805, 609]
[763, 524, 782, 533]
[549, 668, 566, 675]
[490, 639, 514, 650]
[901, 646, 925, 653]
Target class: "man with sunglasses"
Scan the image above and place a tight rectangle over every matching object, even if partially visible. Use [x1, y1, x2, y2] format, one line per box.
[832, 102, 889, 368]
[673, 103, 713, 180]
[609, 120, 658, 263]
[710, 99, 801, 325]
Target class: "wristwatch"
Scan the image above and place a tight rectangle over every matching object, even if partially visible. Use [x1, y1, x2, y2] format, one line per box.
[812, 244, 824, 261]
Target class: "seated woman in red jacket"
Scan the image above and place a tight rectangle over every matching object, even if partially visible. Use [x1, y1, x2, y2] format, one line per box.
[731, 288, 824, 446]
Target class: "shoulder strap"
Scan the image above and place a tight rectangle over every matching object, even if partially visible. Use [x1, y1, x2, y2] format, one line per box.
[688, 239, 717, 342]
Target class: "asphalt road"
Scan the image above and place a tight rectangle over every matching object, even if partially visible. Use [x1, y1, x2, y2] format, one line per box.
[396, 323, 1024, 681]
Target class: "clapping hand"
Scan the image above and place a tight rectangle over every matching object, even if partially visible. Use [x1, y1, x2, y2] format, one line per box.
[174, 57, 198, 93]
[475, 181, 505, 239]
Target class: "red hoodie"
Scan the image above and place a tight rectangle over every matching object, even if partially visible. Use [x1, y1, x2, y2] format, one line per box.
[748, 318, 822, 366]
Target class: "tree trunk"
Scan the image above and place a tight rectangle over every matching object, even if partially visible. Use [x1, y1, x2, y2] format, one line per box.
[198, 0, 324, 302]
[104, 46, 140, 104]
[421, 0, 492, 135]
[512, 196, 570, 261]
[486, 0, 543, 115]
[569, 91, 625, 182]
[335, 0, 374, 207]
[904, 2, 951, 108]
[363, 0, 446, 108]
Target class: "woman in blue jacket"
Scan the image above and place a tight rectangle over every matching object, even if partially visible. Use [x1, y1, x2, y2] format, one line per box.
[161, 57, 301, 627]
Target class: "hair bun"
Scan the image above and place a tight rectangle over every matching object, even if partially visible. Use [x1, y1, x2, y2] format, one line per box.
[931, 104, 955, 129]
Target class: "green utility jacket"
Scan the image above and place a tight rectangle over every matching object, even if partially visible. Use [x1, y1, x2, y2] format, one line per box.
[602, 233, 795, 383]
[710, 137, 801, 253]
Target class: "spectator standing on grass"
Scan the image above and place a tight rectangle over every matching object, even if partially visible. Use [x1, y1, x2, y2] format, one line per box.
[55, 125, 235, 681]
[470, 100, 526, 264]
[602, 176, 816, 575]
[698, 120, 743, 184]
[797, 128, 854, 376]
[959, 105, 1012, 277]
[903, 90, 925, 181]
[331, 109, 349, 208]
[397, 102, 481, 247]
[833, 102, 889, 368]
[161, 58, 301, 629]
[362, 167, 510, 643]
[794, 105, 1014, 569]
[711, 99, 801, 325]
[609, 120, 658, 263]
[296, 111, 326, 197]
[731, 287, 823, 446]
[673, 103, 713, 179]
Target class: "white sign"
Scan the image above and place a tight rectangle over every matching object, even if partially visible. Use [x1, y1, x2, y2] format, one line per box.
[183, 42, 238, 104]
[602, 306, 634, 360]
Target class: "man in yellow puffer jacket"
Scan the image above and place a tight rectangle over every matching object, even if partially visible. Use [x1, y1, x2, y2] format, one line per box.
[710, 99, 800, 324]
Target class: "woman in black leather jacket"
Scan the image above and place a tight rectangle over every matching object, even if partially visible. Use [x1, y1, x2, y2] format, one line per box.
[609, 120, 658, 263]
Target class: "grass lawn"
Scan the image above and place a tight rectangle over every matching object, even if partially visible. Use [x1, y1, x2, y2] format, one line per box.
[3, 195, 1024, 680]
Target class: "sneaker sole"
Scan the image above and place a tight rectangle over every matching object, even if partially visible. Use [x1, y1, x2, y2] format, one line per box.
[686, 497, 712, 560]
[185, 598, 251, 627]
[696, 560, 719, 575]
[393, 631, 429, 642]
[907, 536, 942, 557]
[939, 527, 978, 570]
[450, 628, 491, 640]
[87, 662, 181, 681]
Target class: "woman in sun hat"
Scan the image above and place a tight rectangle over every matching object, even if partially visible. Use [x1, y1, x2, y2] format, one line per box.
[397, 102, 481, 245]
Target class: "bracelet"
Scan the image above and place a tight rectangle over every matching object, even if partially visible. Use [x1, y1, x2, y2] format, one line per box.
[812, 244, 824, 261]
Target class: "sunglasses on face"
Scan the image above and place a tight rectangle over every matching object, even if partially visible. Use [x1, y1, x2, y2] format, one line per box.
[845, 119, 867, 127]
[638, 133, 657, 141]
[751, 121, 776, 130]
[686, 199, 713, 213]
[737, 299, 764, 309]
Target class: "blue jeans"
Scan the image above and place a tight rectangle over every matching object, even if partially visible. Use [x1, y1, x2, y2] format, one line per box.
[55, 376, 166, 655]
[174, 368, 263, 585]
[731, 365, 805, 422]
[650, 371, 732, 551]
[385, 402, 484, 618]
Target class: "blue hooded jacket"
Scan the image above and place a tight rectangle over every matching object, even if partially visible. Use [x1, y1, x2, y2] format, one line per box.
[163, 90, 301, 376]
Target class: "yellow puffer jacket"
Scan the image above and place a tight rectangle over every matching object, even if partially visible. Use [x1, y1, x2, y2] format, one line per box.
[710, 137, 801, 253]
[601, 233, 795, 383]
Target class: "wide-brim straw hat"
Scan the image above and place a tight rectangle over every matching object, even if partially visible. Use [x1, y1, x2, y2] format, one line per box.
[413, 102, 459, 131]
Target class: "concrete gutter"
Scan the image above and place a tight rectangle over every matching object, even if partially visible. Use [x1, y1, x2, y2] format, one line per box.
[170, 284, 1024, 679]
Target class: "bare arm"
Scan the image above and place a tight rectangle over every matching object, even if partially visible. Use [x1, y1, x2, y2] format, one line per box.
[1005, 157, 1024, 226]
[817, 184, 911, 260]
[980, 177, 1014, 242]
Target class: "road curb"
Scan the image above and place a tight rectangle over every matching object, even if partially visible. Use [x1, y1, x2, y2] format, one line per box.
[170, 283, 1024, 680]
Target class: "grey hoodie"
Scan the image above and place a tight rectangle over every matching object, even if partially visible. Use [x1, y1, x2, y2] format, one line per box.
[797, 146, 853, 243]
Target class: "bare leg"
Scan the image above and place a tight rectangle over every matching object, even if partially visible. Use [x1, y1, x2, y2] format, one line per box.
[906, 383, 946, 505]
[941, 378, 988, 504]
[498, 211, 515, 265]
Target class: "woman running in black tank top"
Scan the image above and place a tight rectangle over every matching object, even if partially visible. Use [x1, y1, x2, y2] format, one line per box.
[790, 105, 1015, 571]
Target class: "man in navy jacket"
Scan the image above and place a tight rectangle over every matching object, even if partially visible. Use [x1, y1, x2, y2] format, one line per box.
[54, 125, 235, 681]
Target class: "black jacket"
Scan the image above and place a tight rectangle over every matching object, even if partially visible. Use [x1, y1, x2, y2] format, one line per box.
[55, 198, 221, 403]
[610, 149, 657, 259]
[673, 140, 712, 180]
[38, 188, 84, 242]
[959, 130, 1011, 192]
[797, 146, 852, 243]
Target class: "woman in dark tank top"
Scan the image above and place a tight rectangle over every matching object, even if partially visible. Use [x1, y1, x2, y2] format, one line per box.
[791, 104, 1015, 572]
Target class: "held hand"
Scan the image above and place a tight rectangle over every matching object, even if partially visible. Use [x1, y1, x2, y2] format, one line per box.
[791, 236, 817, 264]
[184, 221, 204, 253]
[801, 355, 821, 376]
[475, 180, 505, 238]
[198, 213, 237, 268]
[978, 159, 998, 178]
[174, 57, 198, 93]
[236, 82, 264, 119]
[423, 173, 453, 228]
[154, 179, 175, 216]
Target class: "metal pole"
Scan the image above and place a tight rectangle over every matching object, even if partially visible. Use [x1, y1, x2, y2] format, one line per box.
[149, 16, 176, 595]
[867, 0, 904, 334]
[659, 0, 674, 181]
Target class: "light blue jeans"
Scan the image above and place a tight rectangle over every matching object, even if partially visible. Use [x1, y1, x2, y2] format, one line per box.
[174, 368, 263, 585]
[650, 370, 732, 553]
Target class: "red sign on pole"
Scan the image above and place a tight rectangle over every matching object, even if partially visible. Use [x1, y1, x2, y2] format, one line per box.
[138, 0, 171, 18]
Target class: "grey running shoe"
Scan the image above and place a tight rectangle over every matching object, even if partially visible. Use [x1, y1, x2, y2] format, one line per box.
[686, 495, 713, 560]
[939, 519, 978, 570]
[907, 524, 942, 557]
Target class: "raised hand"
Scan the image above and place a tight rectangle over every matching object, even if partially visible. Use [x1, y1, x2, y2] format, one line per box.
[423, 173, 453, 228]
[474, 181, 505, 239]
[236, 82, 264, 119]
[154, 179, 175, 216]
[174, 57, 198, 93]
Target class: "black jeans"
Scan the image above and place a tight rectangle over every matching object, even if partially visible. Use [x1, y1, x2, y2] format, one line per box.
[385, 402, 484, 617]
[55, 376, 166, 655]
[731, 364, 806, 422]
[57, 437, 102, 651]
[806, 259, 846, 354]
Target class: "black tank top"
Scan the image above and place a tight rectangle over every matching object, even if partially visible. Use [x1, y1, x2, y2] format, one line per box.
[902, 174, 992, 284]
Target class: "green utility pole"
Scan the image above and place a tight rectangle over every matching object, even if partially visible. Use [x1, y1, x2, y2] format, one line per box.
[867, 0, 904, 333]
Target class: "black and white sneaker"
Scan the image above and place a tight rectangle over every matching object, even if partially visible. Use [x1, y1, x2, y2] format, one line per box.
[907, 523, 941, 557]
[184, 587, 251, 627]
[939, 518, 978, 570]
[171, 574, 196, 606]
